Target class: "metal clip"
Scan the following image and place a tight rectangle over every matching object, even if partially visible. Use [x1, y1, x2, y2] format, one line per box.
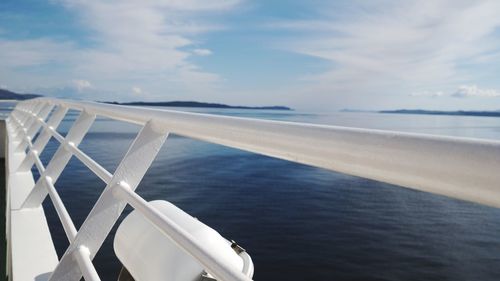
[200, 271, 217, 281]
[230, 240, 246, 254]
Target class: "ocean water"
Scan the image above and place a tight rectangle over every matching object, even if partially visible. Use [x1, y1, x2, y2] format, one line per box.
[7, 104, 500, 281]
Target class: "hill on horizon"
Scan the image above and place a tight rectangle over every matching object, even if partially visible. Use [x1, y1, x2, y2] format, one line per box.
[103, 101, 292, 110]
[0, 88, 41, 100]
[0, 88, 291, 110]
[380, 109, 500, 117]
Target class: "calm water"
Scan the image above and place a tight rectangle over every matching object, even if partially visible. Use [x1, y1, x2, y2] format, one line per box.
[8, 104, 500, 280]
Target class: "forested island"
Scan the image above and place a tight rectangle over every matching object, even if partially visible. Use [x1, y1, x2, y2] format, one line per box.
[0, 89, 41, 100]
[104, 101, 292, 110]
[380, 109, 500, 117]
[0, 89, 291, 110]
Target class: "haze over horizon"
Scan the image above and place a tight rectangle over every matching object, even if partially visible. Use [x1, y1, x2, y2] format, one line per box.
[2, 0, 500, 111]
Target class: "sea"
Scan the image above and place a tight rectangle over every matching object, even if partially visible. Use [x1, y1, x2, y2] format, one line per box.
[2, 102, 500, 281]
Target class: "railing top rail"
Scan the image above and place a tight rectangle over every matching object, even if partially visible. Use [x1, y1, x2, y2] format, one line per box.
[21, 98, 500, 209]
[10, 99, 254, 281]
[24, 97, 498, 145]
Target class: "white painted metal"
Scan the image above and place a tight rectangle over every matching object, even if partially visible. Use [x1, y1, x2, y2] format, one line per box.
[67, 141, 112, 184]
[14, 103, 42, 147]
[35, 97, 500, 208]
[73, 246, 101, 281]
[15, 103, 52, 152]
[15, 107, 112, 183]
[31, 150, 44, 174]
[48, 120, 169, 281]
[22, 111, 96, 208]
[5, 97, 500, 281]
[8, 109, 79, 243]
[114, 184, 252, 281]
[17, 106, 68, 172]
[24, 104, 52, 139]
[114, 200, 252, 281]
[44, 176, 78, 242]
[5, 111, 59, 281]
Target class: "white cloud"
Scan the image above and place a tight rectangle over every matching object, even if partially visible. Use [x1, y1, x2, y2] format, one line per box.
[410, 91, 445, 97]
[452, 85, 500, 98]
[72, 79, 92, 91]
[3, 0, 500, 110]
[268, 0, 500, 108]
[0, 39, 75, 67]
[64, 0, 238, 83]
[192, 48, 213, 56]
[0, 0, 241, 100]
[408, 85, 500, 99]
[132, 86, 143, 95]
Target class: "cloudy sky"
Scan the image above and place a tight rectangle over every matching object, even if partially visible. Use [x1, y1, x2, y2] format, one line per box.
[1, 0, 500, 111]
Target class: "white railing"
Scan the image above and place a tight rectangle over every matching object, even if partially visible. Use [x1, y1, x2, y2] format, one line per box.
[6, 97, 500, 281]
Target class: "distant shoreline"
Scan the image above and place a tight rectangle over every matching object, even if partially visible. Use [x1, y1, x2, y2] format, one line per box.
[103, 101, 292, 111]
[379, 109, 500, 117]
[0, 88, 292, 110]
[0, 89, 41, 100]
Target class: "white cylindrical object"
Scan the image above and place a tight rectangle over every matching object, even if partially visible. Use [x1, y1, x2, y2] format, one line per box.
[114, 200, 250, 281]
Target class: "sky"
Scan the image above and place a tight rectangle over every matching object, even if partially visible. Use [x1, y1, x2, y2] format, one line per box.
[1, 0, 500, 111]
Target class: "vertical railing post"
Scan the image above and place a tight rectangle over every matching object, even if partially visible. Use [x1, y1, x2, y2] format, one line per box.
[21, 111, 96, 209]
[8, 111, 32, 151]
[10, 110, 30, 142]
[15, 103, 54, 152]
[17, 102, 44, 133]
[26, 103, 54, 137]
[16, 102, 37, 124]
[48, 120, 168, 281]
[7, 113, 24, 142]
[17, 106, 69, 172]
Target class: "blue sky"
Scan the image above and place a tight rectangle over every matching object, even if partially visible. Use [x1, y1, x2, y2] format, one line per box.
[1, 0, 500, 111]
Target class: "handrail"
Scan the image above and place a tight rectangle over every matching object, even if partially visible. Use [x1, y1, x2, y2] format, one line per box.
[8, 99, 254, 281]
[8, 108, 99, 279]
[73, 246, 100, 281]
[37, 97, 500, 208]
[16, 108, 113, 183]
[6, 97, 500, 281]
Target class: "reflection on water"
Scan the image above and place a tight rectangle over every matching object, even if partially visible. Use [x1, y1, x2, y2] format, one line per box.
[4, 103, 500, 281]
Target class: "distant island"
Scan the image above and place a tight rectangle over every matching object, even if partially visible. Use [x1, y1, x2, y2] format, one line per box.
[0, 88, 291, 110]
[380, 109, 500, 117]
[104, 101, 292, 110]
[0, 88, 41, 100]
